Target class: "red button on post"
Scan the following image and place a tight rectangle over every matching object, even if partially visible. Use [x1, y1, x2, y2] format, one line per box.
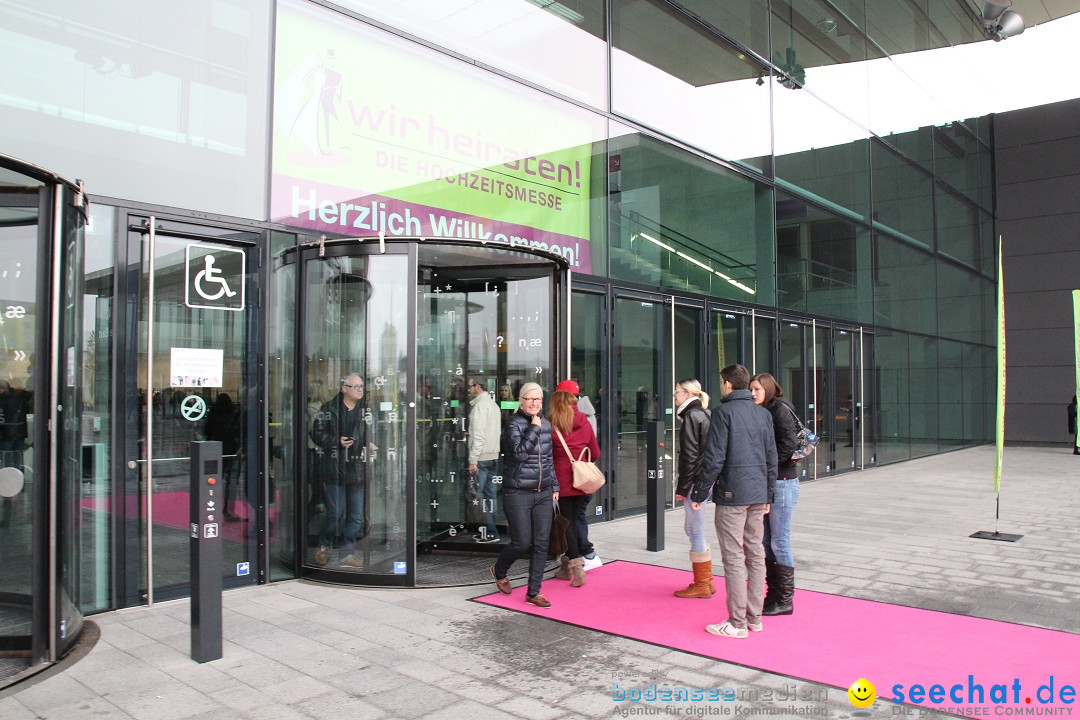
[208, 478, 216, 484]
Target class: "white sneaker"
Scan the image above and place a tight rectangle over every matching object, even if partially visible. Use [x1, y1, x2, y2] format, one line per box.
[705, 621, 748, 639]
[748, 621, 763, 633]
[582, 554, 603, 571]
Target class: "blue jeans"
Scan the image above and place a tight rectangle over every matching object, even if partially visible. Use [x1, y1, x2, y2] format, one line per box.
[475, 459, 499, 537]
[319, 482, 365, 552]
[683, 498, 710, 553]
[763, 478, 799, 566]
[0, 438, 23, 469]
[495, 486, 554, 597]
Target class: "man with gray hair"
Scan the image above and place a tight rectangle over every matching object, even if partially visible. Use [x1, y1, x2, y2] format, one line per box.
[310, 373, 369, 569]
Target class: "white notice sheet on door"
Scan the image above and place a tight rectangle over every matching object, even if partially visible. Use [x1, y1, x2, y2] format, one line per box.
[170, 348, 224, 387]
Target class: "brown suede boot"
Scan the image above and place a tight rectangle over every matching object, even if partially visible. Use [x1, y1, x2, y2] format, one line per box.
[554, 555, 572, 581]
[674, 550, 713, 598]
[569, 557, 586, 587]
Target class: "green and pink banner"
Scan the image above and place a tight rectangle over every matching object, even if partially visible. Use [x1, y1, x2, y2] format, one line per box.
[270, 1, 603, 272]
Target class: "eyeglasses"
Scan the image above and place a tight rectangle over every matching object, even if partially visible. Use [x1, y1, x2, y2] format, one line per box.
[343, 383, 364, 390]
[522, 396, 543, 403]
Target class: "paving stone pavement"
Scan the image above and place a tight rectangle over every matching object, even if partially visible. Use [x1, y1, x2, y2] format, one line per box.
[1, 445, 1077, 719]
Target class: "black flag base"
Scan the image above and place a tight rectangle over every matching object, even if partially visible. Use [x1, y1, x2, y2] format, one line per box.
[970, 530, 1023, 542]
[971, 493, 1023, 542]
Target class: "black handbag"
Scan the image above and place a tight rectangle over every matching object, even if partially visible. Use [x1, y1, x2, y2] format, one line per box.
[464, 471, 484, 525]
[548, 505, 569, 558]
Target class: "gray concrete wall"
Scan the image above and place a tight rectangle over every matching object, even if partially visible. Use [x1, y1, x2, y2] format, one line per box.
[994, 96, 1080, 444]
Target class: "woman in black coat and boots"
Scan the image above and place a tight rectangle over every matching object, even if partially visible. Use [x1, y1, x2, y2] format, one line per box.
[750, 373, 800, 615]
[490, 382, 558, 608]
[672, 379, 713, 598]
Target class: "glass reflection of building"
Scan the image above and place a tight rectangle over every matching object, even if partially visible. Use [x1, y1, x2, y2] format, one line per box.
[0, 0, 1019, 684]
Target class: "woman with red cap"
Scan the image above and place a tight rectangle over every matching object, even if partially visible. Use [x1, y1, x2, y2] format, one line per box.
[548, 379, 600, 587]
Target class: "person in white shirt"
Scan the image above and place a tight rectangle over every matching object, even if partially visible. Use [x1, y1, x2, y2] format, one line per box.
[467, 377, 503, 543]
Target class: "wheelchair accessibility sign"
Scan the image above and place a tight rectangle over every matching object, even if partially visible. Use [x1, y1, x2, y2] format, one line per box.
[185, 244, 245, 311]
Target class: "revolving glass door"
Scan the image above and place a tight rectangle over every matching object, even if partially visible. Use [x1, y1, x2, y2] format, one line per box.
[297, 239, 566, 586]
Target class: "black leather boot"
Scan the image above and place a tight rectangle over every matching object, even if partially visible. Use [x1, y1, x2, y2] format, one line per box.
[762, 559, 778, 608]
[762, 564, 794, 615]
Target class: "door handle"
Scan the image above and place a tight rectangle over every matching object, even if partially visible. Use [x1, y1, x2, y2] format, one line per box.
[129, 457, 191, 467]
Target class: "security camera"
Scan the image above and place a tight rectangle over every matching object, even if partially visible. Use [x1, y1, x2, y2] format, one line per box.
[989, 10, 1025, 41]
[980, 0, 1024, 41]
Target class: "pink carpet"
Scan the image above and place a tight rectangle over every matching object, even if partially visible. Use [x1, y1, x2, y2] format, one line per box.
[473, 561, 1080, 711]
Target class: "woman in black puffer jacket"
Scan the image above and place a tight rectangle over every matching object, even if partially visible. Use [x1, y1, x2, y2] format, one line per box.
[750, 373, 800, 616]
[490, 382, 558, 608]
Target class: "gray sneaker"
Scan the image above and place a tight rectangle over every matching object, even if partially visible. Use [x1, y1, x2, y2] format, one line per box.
[339, 554, 364, 569]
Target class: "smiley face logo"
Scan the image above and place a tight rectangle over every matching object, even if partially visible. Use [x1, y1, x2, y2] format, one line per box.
[848, 678, 876, 708]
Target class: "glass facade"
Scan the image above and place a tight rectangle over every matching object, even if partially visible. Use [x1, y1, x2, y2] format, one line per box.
[336, 0, 608, 109]
[611, 0, 771, 173]
[0, 0, 1003, 663]
[609, 133, 774, 303]
[776, 192, 873, 323]
[0, 1, 272, 219]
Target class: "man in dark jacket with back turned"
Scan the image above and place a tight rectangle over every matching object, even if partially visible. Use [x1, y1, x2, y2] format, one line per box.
[691, 364, 777, 639]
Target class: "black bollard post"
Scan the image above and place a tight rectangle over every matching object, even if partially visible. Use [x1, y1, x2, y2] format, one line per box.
[190, 440, 223, 663]
[645, 420, 665, 551]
